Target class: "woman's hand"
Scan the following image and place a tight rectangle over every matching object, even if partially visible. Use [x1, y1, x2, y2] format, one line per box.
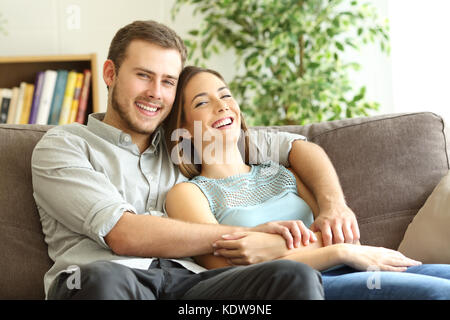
[250, 220, 317, 249]
[339, 244, 422, 272]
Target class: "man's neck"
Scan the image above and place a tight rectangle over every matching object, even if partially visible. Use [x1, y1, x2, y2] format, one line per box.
[102, 111, 152, 153]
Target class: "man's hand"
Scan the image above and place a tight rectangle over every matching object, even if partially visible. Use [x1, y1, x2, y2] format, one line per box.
[309, 202, 360, 246]
[212, 231, 291, 265]
[251, 220, 317, 249]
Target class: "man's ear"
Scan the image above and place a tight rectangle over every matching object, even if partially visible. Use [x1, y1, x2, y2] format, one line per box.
[103, 60, 116, 88]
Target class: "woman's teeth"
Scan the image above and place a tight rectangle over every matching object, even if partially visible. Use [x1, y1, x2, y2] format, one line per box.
[213, 118, 233, 128]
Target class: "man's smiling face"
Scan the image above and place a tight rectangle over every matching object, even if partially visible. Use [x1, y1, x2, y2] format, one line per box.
[104, 39, 182, 141]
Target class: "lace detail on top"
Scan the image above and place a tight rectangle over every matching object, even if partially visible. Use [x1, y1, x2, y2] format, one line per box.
[189, 161, 298, 217]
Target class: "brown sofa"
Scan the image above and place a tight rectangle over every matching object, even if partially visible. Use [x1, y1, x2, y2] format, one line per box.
[1, 112, 448, 299]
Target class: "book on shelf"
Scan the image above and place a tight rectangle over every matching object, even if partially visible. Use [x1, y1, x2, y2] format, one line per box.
[28, 71, 45, 124]
[2, 68, 92, 125]
[68, 72, 84, 124]
[58, 71, 78, 125]
[6, 87, 19, 124]
[20, 83, 35, 124]
[0, 88, 12, 124]
[36, 70, 58, 125]
[48, 70, 69, 125]
[76, 69, 91, 124]
[13, 82, 27, 124]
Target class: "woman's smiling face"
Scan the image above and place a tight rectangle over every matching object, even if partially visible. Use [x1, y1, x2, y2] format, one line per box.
[182, 71, 242, 145]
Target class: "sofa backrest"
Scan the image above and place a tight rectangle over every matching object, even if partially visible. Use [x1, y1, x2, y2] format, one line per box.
[254, 112, 450, 248]
[0, 124, 53, 299]
[0, 112, 448, 299]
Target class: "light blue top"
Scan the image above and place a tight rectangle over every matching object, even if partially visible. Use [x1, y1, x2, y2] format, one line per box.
[188, 161, 314, 227]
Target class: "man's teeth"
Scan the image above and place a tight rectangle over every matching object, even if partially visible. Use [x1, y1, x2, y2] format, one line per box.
[214, 118, 232, 128]
[136, 102, 159, 112]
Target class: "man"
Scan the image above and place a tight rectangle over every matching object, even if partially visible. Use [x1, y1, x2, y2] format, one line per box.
[32, 20, 356, 300]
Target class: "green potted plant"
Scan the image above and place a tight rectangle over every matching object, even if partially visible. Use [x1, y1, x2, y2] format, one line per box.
[172, 0, 390, 126]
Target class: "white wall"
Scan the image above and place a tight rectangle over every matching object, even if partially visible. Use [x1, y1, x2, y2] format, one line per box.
[3, 0, 434, 121]
[345, 0, 393, 116]
[0, 0, 179, 112]
[389, 0, 450, 123]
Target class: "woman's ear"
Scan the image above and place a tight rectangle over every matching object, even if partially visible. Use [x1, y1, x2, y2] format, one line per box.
[103, 60, 116, 88]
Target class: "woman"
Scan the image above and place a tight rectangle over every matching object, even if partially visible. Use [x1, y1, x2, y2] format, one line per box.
[164, 66, 450, 299]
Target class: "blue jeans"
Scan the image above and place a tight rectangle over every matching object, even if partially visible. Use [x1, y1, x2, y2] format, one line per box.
[322, 264, 450, 300]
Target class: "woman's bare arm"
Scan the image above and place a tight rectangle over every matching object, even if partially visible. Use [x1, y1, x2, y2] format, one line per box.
[214, 231, 421, 272]
[277, 231, 343, 271]
[165, 182, 232, 269]
[165, 173, 329, 270]
[213, 231, 334, 270]
[165, 182, 319, 269]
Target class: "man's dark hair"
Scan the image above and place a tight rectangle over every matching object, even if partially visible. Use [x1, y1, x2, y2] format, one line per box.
[107, 20, 187, 73]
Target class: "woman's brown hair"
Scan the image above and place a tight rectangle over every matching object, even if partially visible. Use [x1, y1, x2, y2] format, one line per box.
[164, 66, 250, 179]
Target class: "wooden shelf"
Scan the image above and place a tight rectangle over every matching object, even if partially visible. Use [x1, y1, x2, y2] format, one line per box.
[0, 54, 99, 119]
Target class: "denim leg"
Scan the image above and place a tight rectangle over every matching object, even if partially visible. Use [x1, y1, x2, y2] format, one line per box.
[405, 264, 450, 280]
[322, 264, 450, 300]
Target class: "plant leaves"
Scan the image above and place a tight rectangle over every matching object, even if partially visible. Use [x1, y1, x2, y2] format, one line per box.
[172, 0, 389, 125]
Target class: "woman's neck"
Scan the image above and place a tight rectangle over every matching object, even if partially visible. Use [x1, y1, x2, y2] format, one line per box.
[199, 144, 250, 179]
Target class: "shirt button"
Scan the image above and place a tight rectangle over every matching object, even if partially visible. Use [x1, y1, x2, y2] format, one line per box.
[121, 135, 131, 144]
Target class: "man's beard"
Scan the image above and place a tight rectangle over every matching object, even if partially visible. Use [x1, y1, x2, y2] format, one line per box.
[110, 85, 162, 135]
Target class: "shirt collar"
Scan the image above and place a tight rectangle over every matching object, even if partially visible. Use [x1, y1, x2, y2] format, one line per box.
[87, 113, 162, 154]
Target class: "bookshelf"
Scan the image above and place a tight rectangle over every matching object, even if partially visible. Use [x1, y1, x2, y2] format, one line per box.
[0, 54, 99, 124]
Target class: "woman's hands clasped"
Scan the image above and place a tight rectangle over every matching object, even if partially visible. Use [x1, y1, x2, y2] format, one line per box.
[212, 220, 317, 265]
[251, 220, 317, 249]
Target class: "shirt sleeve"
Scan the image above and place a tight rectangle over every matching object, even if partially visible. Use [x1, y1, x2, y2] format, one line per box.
[247, 128, 307, 167]
[31, 129, 137, 249]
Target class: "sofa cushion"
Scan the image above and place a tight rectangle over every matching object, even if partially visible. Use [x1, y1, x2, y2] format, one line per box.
[253, 112, 450, 249]
[307, 113, 449, 249]
[398, 170, 450, 263]
[0, 124, 53, 299]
